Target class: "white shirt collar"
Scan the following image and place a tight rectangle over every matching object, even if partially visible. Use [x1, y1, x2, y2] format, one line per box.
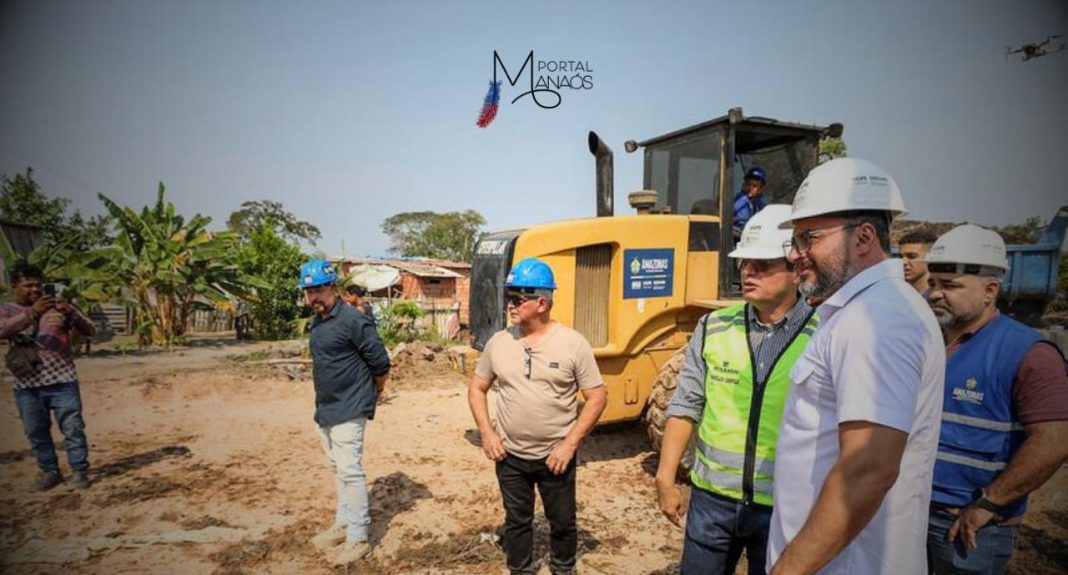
[817, 258, 903, 321]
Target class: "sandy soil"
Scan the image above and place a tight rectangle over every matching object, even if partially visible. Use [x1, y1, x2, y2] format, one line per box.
[0, 338, 1064, 574]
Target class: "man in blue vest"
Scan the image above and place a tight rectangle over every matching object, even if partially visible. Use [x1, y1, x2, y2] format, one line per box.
[925, 224, 1068, 574]
[732, 167, 768, 237]
[301, 259, 392, 566]
[655, 205, 817, 575]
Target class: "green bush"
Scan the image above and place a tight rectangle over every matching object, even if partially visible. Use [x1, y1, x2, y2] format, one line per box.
[377, 301, 426, 347]
[235, 224, 307, 340]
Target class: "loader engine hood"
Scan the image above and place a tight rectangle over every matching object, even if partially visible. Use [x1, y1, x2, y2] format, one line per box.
[470, 229, 524, 350]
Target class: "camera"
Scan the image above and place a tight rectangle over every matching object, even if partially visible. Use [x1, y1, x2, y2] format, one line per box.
[42, 282, 60, 297]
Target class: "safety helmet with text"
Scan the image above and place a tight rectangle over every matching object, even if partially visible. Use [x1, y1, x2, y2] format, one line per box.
[505, 257, 556, 290]
[298, 259, 338, 289]
[779, 158, 907, 228]
[728, 204, 794, 260]
[925, 224, 1008, 274]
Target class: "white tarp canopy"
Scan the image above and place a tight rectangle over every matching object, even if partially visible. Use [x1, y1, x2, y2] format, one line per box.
[344, 264, 401, 292]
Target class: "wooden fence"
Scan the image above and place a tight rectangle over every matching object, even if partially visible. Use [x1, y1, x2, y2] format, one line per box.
[190, 309, 236, 333]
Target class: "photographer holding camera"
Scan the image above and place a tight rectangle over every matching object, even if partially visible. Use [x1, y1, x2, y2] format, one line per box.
[1, 261, 95, 491]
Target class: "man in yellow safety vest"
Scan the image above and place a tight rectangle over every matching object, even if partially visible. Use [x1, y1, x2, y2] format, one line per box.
[655, 204, 817, 575]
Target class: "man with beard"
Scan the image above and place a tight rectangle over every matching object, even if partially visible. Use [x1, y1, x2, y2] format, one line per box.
[655, 205, 817, 575]
[766, 158, 946, 575]
[301, 259, 391, 565]
[924, 224, 1068, 574]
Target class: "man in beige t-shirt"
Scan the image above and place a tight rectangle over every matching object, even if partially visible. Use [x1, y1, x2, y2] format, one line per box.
[468, 258, 607, 575]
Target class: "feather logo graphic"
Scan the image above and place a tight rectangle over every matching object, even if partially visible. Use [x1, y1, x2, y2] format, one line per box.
[476, 80, 502, 128]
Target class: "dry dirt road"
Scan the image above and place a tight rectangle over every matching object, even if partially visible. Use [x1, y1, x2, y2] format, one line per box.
[1, 338, 1065, 575]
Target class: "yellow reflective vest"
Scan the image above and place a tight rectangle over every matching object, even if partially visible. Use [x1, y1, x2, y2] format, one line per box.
[690, 303, 817, 506]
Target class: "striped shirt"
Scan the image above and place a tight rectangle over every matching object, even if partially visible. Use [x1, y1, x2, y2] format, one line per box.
[665, 297, 814, 422]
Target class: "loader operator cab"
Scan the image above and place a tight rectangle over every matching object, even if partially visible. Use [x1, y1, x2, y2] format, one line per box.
[469, 109, 835, 352]
[636, 110, 830, 297]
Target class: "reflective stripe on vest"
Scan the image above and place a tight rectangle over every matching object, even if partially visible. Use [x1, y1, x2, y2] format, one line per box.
[696, 438, 775, 476]
[935, 451, 1008, 472]
[941, 412, 1024, 433]
[690, 303, 816, 506]
[693, 456, 774, 496]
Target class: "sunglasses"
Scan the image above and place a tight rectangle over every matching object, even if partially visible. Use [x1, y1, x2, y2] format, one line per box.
[524, 346, 532, 379]
[735, 259, 783, 273]
[505, 291, 539, 307]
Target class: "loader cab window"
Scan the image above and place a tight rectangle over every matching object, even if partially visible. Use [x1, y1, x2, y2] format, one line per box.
[732, 131, 818, 207]
[644, 127, 722, 216]
[724, 129, 821, 298]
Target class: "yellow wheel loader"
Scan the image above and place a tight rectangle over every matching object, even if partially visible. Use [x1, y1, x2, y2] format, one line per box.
[468, 108, 840, 449]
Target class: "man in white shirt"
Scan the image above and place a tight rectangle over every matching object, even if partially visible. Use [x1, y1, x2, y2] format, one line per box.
[766, 158, 946, 575]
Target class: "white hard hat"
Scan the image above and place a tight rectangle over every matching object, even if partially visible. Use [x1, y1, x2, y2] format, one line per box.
[729, 204, 794, 260]
[779, 157, 907, 228]
[925, 224, 1008, 274]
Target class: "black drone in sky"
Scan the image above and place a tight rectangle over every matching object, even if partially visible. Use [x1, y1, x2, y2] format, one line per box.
[1006, 35, 1065, 61]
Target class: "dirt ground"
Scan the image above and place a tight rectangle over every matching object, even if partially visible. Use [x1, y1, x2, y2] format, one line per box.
[0, 337, 1065, 575]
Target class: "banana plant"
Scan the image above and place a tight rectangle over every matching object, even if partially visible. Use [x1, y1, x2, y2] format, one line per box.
[0, 228, 112, 305]
[91, 184, 268, 346]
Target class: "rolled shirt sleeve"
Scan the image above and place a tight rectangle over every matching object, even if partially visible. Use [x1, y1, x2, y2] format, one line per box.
[572, 337, 604, 391]
[351, 315, 391, 378]
[665, 315, 709, 423]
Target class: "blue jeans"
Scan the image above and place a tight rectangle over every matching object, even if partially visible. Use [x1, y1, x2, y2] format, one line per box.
[318, 418, 369, 542]
[14, 381, 90, 473]
[927, 508, 1018, 574]
[681, 487, 772, 575]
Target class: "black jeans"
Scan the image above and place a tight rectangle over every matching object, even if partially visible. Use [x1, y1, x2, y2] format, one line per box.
[495, 454, 577, 575]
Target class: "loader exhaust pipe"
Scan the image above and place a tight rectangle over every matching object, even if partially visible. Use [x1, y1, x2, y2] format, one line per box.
[588, 131, 614, 217]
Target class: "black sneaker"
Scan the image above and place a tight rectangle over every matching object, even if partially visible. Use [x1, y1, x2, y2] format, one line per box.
[70, 470, 91, 490]
[33, 470, 63, 492]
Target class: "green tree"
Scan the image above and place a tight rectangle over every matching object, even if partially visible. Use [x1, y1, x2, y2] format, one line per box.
[381, 209, 486, 262]
[90, 184, 266, 346]
[0, 167, 110, 251]
[993, 216, 1042, 244]
[235, 223, 307, 340]
[818, 137, 848, 163]
[377, 301, 426, 347]
[228, 200, 321, 245]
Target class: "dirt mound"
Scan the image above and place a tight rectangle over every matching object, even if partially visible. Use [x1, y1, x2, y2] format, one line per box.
[388, 342, 464, 388]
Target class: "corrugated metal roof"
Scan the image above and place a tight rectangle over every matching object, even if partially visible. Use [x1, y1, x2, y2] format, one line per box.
[388, 260, 463, 278]
[331, 256, 464, 279]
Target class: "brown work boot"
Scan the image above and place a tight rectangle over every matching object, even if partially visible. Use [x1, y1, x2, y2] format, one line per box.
[311, 523, 347, 552]
[331, 539, 371, 565]
[33, 470, 63, 492]
[69, 470, 91, 490]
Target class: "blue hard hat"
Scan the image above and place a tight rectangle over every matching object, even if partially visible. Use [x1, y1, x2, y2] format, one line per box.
[744, 167, 767, 183]
[298, 259, 338, 289]
[505, 257, 556, 290]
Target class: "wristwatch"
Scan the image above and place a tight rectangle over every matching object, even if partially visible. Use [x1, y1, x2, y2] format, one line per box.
[970, 488, 1002, 513]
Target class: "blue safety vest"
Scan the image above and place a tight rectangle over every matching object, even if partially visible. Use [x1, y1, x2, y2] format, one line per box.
[931, 314, 1062, 518]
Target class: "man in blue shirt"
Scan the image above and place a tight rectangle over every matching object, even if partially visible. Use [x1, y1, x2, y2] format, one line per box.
[733, 167, 768, 238]
[301, 259, 391, 566]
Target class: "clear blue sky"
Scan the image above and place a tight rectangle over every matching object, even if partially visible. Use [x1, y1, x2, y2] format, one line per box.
[1, 0, 1065, 256]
